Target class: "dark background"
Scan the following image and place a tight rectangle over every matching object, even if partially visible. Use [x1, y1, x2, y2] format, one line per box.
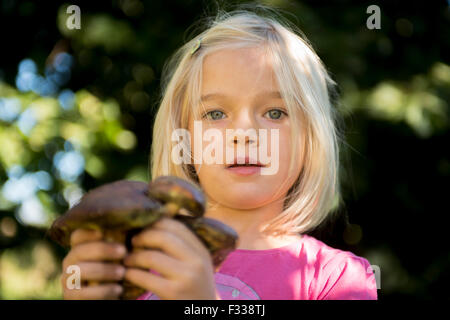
[0, 0, 448, 299]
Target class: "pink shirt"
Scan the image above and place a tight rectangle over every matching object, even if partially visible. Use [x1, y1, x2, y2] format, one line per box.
[137, 234, 378, 300]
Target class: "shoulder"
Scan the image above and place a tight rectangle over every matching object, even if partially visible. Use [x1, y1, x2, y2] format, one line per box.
[300, 235, 378, 300]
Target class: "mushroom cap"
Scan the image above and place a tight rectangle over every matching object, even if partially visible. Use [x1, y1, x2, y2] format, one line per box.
[48, 180, 163, 247]
[174, 215, 238, 266]
[148, 176, 206, 217]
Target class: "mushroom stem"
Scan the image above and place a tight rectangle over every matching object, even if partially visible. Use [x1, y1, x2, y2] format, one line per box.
[86, 230, 123, 289]
[103, 229, 127, 243]
[86, 229, 146, 300]
[162, 202, 180, 216]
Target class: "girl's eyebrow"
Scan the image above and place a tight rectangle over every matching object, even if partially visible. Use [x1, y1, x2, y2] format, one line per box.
[200, 90, 282, 102]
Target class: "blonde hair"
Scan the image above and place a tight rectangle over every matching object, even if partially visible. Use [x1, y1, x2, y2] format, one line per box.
[150, 4, 345, 236]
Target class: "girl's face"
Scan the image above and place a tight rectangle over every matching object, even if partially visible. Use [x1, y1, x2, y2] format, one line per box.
[187, 47, 302, 210]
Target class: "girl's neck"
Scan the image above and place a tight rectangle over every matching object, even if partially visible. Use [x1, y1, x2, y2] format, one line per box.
[204, 199, 302, 250]
[235, 233, 302, 250]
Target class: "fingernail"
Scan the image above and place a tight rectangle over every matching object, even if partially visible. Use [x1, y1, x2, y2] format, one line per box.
[114, 285, 123, 295]
[116, 245, 126, 255]
[116, 267, 125, 277]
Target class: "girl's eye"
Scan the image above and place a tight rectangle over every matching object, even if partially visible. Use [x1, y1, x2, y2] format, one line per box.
[203, 110, 225, 120]
[202, 108, 287, 120]
[264, 109, 287, 120]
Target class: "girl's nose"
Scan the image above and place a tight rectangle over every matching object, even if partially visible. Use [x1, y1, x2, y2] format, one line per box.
[232, 135, 256, 146]
[226, 110, 260, 148]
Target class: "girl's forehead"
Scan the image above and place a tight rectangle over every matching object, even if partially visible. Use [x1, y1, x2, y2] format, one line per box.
[200, 48, 279, 100]
[202, 46, 270, 67]
[202, 47, 274, 77]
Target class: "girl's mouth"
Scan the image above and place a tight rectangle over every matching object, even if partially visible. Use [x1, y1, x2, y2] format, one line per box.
[225, 157, 266, 176]
[226, 164, 262, 176]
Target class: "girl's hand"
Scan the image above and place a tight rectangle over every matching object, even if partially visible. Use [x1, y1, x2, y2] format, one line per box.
[123, 217, 219, 300]
[61, 228, 127, 300]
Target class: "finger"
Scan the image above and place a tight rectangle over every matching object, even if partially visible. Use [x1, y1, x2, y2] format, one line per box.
[131, 228, 194, 261]
[152, 218, 210, 257]
[63, 241, 127, 268]
[124, 268, 172, 300]
[123, 250, 183, 279]
[70, 228, 103, 247]
[64, 283, 123, 300]
[75, 262, 126, 282]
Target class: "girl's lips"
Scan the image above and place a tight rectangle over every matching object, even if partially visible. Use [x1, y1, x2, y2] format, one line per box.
[226, 165, 261, 176]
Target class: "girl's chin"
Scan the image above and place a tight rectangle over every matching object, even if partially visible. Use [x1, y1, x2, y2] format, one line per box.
[221, 202, 266, 210]
[219, 193, 272, 209]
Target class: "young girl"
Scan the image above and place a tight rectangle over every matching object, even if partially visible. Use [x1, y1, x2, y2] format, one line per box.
[61, 8, 377, 300]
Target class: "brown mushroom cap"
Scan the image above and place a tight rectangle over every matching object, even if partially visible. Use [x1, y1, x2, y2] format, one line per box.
[147, 176, 206, 217]
[174, 215, 239, 267]
[47, 180, 163, 247]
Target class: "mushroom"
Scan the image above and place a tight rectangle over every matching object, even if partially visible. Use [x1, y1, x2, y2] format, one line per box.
[147, 175, 206, 217]
[48, 176, 238, 300]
